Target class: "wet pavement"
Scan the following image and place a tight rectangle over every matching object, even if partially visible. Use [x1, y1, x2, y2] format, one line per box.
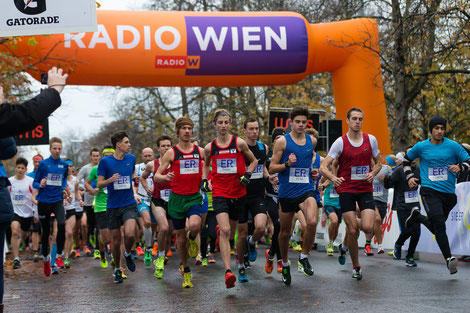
[4, 247, 470, 313]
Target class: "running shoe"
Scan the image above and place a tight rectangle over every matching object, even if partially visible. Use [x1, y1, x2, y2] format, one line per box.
[277, 260, 282, 274]
[202, 258, 208, 267]
[19, 243, 25, 252]
[447, 256, 458, 274]
[281, 261, 291, 286]
[154, 256, 165, 279]
[152, 243, 158, 256]
[225, 271, 236, 289]
[64, 258, 70, 269]
[364, 244, 374, 256]
[84, 246, 92, 257]
[90, 234, 96, 247]
[246, 235, 257, 262]
[297, 257, 314, 276]
[265, 250, 274, 274]
[114, 269, 123, 284]
[74, 249, 81, 258]
[352, 266, 362, 280]
[208, 253, 216, 264]
[33, 252, 40, 263]
[94, 249, 101, 260]
[244, 256, 251, 269]
[43, 258, 51, 277]
[179, 263, 184, 276]
[393, 244, 402, 260]
[388, 251, 394, 256]
[144, 249, 152, 266]
[56, 256, 65, 269]
[405, 207, 420, 229]
[338, 244, 347, 265]
[238, 267, 248, 282]
[125, 252, 136, 272]
[136, 245, 144, 256]
[13, 259, 22, 270]
[51, 265, 59, 275]
[131, 250, 138, 260]
[182, 272, 193, 288]
[406, 257, 417, 267]
[195, 254, 202, 265]
[327, 243, 334, 256]
[187, 232, 199, 258]
[122, 268, 128, 279]
[377, 246, 385, 254]
[100, 255, 108, 269]
[294, 243, 302, 252]
[230, 248, 235, 255]
[166, 249, 173, 257]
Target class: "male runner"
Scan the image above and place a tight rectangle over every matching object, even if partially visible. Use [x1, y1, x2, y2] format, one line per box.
[64, 160, 79, 268]
[270, 106, 319, 286]
[201, 109, 257, 288]
[9, 158, 37, 269]
[236, 118, 269, 282]
[141, 136, 173, 278]
[321, 179, 341, 256]
[33, 137, 69, 276]
[155, 118, 204, 288]
[27, 154, 43, 261]
[403, 116, 470, 274]
[98, 131, 138, 283]
[320, 107, 382, 280]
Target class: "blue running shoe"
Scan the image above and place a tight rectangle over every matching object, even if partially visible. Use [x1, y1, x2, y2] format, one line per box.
[51, 265, 59, 275]
[125, 252, 136, 272]
[114, 269, 123, 283]
[338, 244, 347, 265]
[131, 250, 138, 260]
[405, 257, 417, 267]
[393, 244, 402, 260]
[238, 267, 248, 282]
[246, 235, 257, 262]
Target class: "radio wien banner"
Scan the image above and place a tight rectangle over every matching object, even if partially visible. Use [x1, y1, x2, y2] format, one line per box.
[0, 0, 97, 37]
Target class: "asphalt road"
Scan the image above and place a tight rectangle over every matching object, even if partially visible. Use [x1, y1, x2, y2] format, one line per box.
[4, 247, 470, 313]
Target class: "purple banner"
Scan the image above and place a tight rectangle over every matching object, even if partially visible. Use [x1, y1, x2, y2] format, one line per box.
[185, 16, 308, 76]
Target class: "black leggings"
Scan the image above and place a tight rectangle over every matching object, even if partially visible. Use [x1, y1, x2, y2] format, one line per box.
[38, 201, 65, 257]
[200, 211, 217, 258]
[84, 205, 97, 249]
[266, 196, 281, 260]
[396, 210, 421, 258]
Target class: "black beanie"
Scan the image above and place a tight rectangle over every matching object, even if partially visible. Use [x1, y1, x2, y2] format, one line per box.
[429, 115, 446, 133]
[271, 128, 287, 143]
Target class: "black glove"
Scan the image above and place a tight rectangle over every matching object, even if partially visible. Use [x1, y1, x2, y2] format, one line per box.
[201, 179, 210, 192]
[239, 172, 252, 186]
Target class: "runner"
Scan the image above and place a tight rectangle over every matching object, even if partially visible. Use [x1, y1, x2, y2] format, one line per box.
[141, 136, 173, 278]
[269, 106, 319, 286]
[403, 116, 470, 274]
[64, 160, 79, 268]
[236, 118, 269, 282]
[384, 145, 421, 267]
[320, 107, 382, 280]
[155, 118, 205, 288]
[33, 137, 69, 276]
[85, 146, 115, 269]
[97, 131, 139, 283]
[201, 109, 257, 288]
[320, 168, 341, 256]
[27, 155, 43, 262]
[9, 158, 37, 269]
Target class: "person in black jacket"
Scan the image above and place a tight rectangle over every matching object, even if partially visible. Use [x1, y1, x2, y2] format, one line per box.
[384, 145, 421, 267]
[0, 67, 67, 312]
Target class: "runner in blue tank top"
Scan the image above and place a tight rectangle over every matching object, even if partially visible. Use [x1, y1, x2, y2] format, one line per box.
[269, 106, 318, 286]
[403, 116, 470, 275]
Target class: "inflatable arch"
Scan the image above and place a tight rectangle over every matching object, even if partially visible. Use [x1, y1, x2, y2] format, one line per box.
[9, 10, 391, 155]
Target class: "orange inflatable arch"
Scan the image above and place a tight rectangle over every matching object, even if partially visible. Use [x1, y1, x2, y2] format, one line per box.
[9, 10, 391, 155]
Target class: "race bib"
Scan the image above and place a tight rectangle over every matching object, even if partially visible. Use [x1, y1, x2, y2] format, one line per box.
[288, 168, 309, 184]
[217, 158, 237, 174]
[13, 194, 26, 206]
[103, 187, 108, 195]
[404, 190, 419, 203]
[330, 188, 339, 198]
[180, 159, 199, 174]
[113, 176, 131, 190]
[428, 167, 448, 181]
[160, 189, 171, 202]
[373, 185, 383, 196]
[351, 166, 369, 180]
[248, 164, 264, 179]
[46, 173, 63, 186]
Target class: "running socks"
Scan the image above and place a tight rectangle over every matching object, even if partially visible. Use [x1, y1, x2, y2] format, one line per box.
[300, 253, 308, 260]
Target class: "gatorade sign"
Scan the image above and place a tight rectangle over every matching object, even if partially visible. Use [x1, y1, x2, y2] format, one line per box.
[0, 0, 97, 36]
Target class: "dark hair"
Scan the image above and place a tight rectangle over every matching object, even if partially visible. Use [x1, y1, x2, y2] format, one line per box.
[347, 107, 363, 119]
[243, 118, 258, 129]
[290, 106, 309, 120]
[89, 147, 100, 155]
[156, 135, 172, 147]
[213, 108, 231, 123]
[111, 131, 129, 149]
[406, 145, 414, 150]
[16, 157, 28, 167]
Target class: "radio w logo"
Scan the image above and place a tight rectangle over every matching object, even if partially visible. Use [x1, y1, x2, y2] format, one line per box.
[155, 56, 200, 69]
[14, 0, 46, 15]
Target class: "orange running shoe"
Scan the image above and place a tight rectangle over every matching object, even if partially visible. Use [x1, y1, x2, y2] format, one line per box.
[166, 249, 173, 257]
[277, 260, 282, 274]
[84, 246, 92, 257]
[225, 271, 236, 289]
[152, 243, 158, 256]
[75, 249, 81, 257]
[264, 250, 274, 274]
[136, 245, 144, 256]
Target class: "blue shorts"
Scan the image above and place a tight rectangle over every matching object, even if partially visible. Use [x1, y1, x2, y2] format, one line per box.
[137, 201, 157, 224]
[324, 205, 342, 223]
[171, 204, 203, 230]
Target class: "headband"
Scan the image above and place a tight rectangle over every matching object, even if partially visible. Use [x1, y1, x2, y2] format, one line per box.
[102, 148, 115, 154]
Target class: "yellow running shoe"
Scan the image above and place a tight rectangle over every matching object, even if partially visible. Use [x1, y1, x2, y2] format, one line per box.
[94, 250, 101, 260]
[327, 243, 334, 256]
[122, 268, 127, 279]
[187, 232, 199, 258]
[154, 256, 165, 279]
[100, 255, 108, 269]
[182, 272, 193, 288]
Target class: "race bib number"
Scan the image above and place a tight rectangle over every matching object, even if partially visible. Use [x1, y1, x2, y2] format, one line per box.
[46, 173, 63, 186]
[103, 187, 108, 194]
[373, 185, 383, 196]
[288, 168, 309, 184]
[180, 159, 199, 174]
[160, 189, 171, 202]
[351, 166, 369, 180]
[330, 188, 339, 198]
[428, 167, 448, 181]
[248, 165, 264, 179]
[13, 194, 26, 206]
[113, 176, 131, 190]
[404, 190, 419, 203]
[217, 158, 237, 174]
